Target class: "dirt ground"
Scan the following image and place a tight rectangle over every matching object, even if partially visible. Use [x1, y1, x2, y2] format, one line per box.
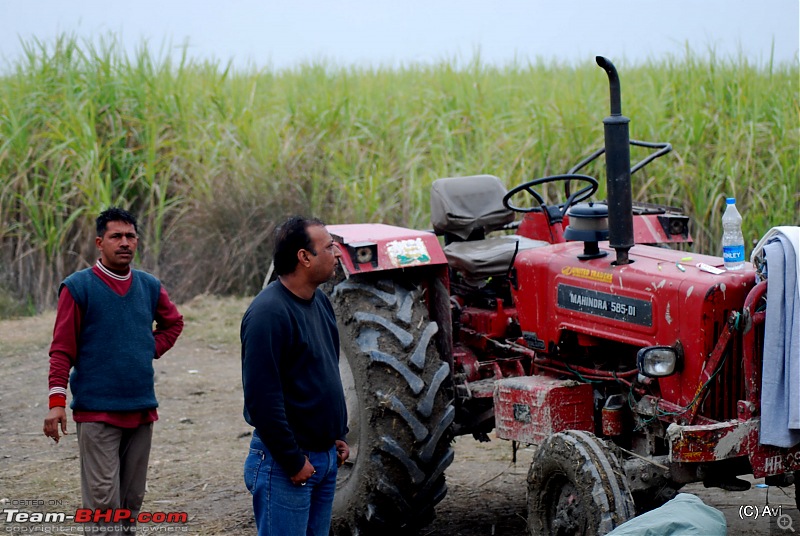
[1, 294, 797, 535]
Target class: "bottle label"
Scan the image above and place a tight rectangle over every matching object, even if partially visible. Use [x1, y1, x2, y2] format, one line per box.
[723, 244, 745, 263]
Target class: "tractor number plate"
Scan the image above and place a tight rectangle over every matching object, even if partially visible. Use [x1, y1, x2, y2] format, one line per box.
[557, 284, 652, 327]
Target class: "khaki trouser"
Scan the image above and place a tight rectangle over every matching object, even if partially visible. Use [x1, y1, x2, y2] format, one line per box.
[77, 422, 153, 531]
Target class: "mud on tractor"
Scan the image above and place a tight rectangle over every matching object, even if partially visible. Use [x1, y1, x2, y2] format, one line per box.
[320, 57, 798, 535]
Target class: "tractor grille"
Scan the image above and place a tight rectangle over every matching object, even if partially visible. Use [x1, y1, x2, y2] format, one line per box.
[700, 315, 754, 422]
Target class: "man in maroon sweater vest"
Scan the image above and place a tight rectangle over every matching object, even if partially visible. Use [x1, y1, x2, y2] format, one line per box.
[42, 207, 184, 532]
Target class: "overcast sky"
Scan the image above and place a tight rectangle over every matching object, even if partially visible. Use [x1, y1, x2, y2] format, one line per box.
[1, 1, 798, 71]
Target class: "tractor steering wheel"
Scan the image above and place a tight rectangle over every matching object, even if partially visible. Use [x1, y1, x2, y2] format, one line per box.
[502, 174, 599, 217]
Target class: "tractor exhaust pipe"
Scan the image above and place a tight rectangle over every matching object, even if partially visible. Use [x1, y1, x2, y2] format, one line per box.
[596, 56, 634, 265]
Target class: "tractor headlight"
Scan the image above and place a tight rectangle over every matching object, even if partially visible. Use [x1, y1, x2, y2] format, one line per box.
[342, 241, 378, 268]
[637, 346, 680, 377]
[355, 246, 374, 264]
[657, 214, 690, 237]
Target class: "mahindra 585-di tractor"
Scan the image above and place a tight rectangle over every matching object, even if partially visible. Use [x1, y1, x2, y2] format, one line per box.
[319, 57, 797, 535]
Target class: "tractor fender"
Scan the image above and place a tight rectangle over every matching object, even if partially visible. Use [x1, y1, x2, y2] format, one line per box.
[327, 223, 448, 275]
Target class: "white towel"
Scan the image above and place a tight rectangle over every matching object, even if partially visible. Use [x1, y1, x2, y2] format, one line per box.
[756, 227, 800, 448]
[752, 226, 800, 294]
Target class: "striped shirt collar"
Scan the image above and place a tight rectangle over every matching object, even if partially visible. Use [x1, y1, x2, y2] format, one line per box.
[96, 259, 132, 282]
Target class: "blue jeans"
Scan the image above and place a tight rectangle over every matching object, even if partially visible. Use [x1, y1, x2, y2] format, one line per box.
[244, 431, 339, 536]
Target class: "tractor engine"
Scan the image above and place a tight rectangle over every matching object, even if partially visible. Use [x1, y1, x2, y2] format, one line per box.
[512, 240, 756, 432]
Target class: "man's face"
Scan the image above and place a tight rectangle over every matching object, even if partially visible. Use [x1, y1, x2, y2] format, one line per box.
[305, 224, 341, 283]
[96, 220, 138, 272]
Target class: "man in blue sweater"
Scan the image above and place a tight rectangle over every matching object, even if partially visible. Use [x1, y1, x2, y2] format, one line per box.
[241, 216, 349, 536]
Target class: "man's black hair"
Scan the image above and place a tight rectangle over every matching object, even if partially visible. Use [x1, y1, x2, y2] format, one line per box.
[96, 207, 138, 237]
[273, 216, 325, 276]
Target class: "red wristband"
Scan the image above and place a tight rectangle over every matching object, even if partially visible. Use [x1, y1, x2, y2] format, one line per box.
[49, 394, 67, 409]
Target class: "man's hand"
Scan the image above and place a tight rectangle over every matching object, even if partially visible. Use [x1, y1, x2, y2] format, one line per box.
[43, 407, 68, 443]
[335, 440, 350, 467]
[290, 456, 316, 486]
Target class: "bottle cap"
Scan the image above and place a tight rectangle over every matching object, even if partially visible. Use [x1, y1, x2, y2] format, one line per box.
[726, 197, 735, 204]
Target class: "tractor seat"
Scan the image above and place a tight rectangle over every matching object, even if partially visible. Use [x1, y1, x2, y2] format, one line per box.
[430, 175, 548, 283]
[443, 235, 548, 282]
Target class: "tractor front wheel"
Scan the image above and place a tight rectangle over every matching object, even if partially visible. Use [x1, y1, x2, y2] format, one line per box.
[527, 430, 635, 536]
[796, 470, 800, 511]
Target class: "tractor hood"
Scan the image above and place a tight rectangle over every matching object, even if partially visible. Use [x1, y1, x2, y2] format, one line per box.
[511, 241, 756, 410]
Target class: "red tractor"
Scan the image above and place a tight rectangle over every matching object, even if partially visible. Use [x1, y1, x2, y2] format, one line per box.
[321, 57, 797, 535]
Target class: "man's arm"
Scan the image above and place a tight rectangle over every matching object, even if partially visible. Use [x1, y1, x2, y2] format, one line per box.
[153, 286, 183, 358]
[44, 287, 80, 442]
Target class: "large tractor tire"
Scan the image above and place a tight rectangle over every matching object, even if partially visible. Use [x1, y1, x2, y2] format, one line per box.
[527, 430, 635, 536]
[329, 274, 455, 535]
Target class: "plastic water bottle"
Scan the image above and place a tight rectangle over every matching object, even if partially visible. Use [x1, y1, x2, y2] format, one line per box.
[721, 197, 745, 270]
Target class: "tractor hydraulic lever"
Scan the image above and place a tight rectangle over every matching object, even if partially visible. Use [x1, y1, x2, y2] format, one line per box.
[741, 280, 767, 413]
[684, 312, 739, 424]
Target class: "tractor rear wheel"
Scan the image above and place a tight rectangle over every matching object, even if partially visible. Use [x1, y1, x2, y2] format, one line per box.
[328, 274, 454, 535]
[527, 430, 635, 536]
